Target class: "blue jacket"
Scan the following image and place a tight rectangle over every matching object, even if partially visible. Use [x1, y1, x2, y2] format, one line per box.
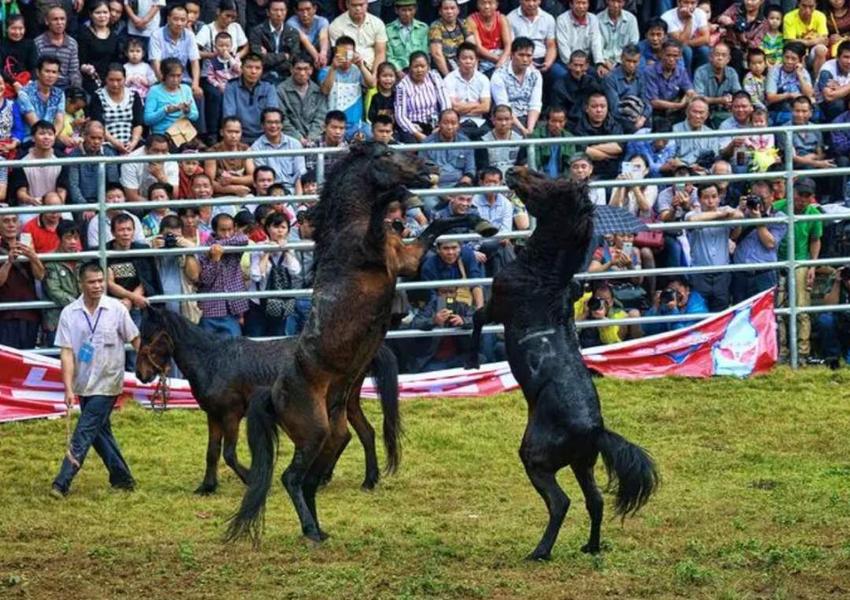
[643, 290, 709, 336]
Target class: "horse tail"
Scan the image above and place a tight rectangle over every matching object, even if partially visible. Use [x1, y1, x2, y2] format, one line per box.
[225, 386, 279, 545]
[371, 344, 402, 474]
[596, 428, 660, 519]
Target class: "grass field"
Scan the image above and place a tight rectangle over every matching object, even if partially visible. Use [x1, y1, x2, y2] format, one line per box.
[1, 367, 849, 599]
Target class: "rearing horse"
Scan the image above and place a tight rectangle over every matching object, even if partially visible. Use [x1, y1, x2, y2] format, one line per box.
[226, 142, 489, 543]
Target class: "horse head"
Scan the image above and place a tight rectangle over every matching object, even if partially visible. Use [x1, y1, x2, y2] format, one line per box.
[505, 166, 595, 251]
[135, 306, 175, 384]
[349, 141, 435, 198]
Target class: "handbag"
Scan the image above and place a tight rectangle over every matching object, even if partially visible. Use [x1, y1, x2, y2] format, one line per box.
[166, 117, 197, 147]
[634, 218, 664, 250]
[264, 255, 296, 318]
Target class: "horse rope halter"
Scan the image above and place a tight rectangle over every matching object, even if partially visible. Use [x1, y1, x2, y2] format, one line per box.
[138, 331, 174, 414]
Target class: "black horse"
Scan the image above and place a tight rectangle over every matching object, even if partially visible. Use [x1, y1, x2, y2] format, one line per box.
[468, 167, 660, 560]
[135, 306, 401, 494]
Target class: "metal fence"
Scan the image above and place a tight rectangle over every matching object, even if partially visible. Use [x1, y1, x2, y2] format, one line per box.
[3, 122, 850, 369]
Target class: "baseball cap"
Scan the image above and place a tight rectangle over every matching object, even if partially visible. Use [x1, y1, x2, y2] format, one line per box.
[794, 177, 816, 195]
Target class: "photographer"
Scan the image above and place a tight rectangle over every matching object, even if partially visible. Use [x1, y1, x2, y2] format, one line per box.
[812, 266, 850, 366]
[653, 164, 696, 268]
[150, 215, 201, 322]
[577, 296, 606, 349]
[643, 276, 709, 336]
[731, 180, 787, 304]
[408, 286, 481, 373]
[574, 281, 641, 344]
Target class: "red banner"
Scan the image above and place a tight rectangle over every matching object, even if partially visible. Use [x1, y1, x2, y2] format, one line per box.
[0, 290, 776, 423]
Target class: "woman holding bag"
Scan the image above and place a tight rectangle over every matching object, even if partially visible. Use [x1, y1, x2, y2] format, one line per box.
[244, 212, 302, 338]
[143, 58, 200, 136]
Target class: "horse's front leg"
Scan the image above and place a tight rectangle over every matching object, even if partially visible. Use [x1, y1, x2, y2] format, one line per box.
[465, 303, 491, 370]
[195, 417, 223, 495]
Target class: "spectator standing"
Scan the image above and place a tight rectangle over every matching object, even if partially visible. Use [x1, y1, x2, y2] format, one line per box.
[277, 54, 328, 145]
[743, 48, 769, 108]
[250, 108, 307, 195]
[394, 51, 451, 142]
[490, 36, 543, 135]
[730, 179, 787, 303]
[50, 261, 139, 499]
[0, 212, 45, 349]
[328, 0, 388, 76]
[249, 0, 303, 84]
[197, 212, 250, 338]
[684, 183, 743, 311]
[34, 5, 81, 90]
[78, 1, 121, 95]
[386, 0, 430, 74]
[105, 214, 160, 331]
[222, 53, 280, 144]
[125, 0, 165, 51]
[149, 215, 202, 321]
[366, 61, 397, 123]
[124, 38, 158, 100]
[466, 0, 512, 74]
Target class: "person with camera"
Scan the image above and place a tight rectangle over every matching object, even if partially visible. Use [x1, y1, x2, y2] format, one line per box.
[150, 215, 202, 322]
[407, 286, 481, 372]
[574, 281, 642, 343]
[684, 182, 744, 312]
[731, 180, 787, 304]
[653, 164, 697, 268]
[643, 276, 709, 335]
[812, 266, 850, 366]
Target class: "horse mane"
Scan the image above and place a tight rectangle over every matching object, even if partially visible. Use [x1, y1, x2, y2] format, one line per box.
[150, 308, 227, 367]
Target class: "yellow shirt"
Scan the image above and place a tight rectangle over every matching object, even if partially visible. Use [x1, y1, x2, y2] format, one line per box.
[783, 9, 828, 41]
[573, 292, 625, 345]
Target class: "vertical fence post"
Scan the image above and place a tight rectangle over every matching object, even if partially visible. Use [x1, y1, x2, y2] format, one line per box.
[527, 143, 538, 171]
[316, 150, 325, 186]
[96, 162, 107, 274]
[783, 129, 798, 369]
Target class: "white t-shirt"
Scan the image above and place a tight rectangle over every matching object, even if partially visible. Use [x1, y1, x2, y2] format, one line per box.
[120, 147, 180, 199]
[661, 7, 708, 38]
[196, 21, 249, 53]
[443, 68, 491, 125]
[126, 0, 166, 37]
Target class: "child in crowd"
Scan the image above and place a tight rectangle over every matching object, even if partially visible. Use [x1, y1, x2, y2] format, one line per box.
[124, 38, 157, 100]
[762, 6, 784, 67]
[205, 31, 242, 92]
[177, 150, 205, 199]
[319, 36, 374, 140]
[367, 61, 396, 124]
[185, 0, 203, 34]
[743, 48, 768, 108]
[141, 182, 175, 238]
[59, 87, 88, 152]
[745, 107, 779, 170]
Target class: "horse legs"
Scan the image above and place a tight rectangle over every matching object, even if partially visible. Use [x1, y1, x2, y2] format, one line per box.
[279, 378, 330, 542]
[317, 428, 352, 488]
[301, 407, 351, 540]
[195, 417, 223, 495]
[520, 433, 571, 561]
[571, 457, 604, 555]
[347, 395, 379, 490]
[221, 413, 250, 485]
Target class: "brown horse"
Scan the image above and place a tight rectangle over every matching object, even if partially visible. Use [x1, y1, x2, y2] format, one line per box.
[226, 142, 489, 543]
[135, 306, 401, 494]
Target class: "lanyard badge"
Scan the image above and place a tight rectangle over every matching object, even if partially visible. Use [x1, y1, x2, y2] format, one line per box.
[78, 307, 104, 364]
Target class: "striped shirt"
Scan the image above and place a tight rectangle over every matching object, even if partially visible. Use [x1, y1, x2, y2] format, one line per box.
[394, 70, 452, 135]
[34, 33, 81, 89]
[197, 233, 250, 318]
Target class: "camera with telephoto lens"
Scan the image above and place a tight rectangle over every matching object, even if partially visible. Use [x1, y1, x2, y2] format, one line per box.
[660, 288, 677, 304]
[164, 233, 178, 248]
[745, 195, 763, 211]
[391, 218, 405, 234]
[588, 297, 606, 316]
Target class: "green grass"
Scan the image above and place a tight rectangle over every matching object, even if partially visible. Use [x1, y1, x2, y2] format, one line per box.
[2, 367, 850, 599]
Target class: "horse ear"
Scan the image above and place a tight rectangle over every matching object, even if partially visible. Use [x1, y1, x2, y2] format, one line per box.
[349, 140, 371, 157]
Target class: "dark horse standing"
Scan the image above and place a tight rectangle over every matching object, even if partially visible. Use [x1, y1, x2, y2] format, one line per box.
[227, 143, 487, 543]
[468, 167, 660, 560]
[135, 306, 401, 494]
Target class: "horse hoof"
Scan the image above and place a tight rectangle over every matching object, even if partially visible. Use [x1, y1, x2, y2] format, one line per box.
[361, 477, 378, 491]
[581, 543, 601, 555]
[318, 473, 334, 488]
[194, 483, 217, 495]
[525, 550, 551, 562]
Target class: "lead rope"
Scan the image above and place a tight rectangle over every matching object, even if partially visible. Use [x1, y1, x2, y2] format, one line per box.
[65, 401, 80, 468]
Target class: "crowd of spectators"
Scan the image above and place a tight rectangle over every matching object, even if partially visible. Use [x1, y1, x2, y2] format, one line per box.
[1, 0, 850, 371]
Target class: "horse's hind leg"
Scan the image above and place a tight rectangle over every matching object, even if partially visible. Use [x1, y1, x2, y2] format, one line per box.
[571, 457, 604, 554]
[196, 417, 223, 495]
[347, 394, 379, 490]
[302, 407, 351, 540]
[222, 413, 250, 485]
[520, 433, 571, 561]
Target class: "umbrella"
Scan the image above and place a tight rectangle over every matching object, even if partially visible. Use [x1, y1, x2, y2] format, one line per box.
[593, 205, 648, 236]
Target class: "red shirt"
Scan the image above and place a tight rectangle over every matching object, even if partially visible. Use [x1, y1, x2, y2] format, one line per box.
[22, 217, 60, 253]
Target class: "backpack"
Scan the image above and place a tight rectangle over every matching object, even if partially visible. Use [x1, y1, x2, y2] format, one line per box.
[264, 255, 296, 318]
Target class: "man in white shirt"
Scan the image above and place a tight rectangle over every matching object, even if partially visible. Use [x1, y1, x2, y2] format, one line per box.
[506, 0, 558, 74]
[661, 0, 710, 73]
[50, 261, 140, 498]
[120, 135, 180, 204]
[443, 42, 491, 139]
[328, 0, 387, 76]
